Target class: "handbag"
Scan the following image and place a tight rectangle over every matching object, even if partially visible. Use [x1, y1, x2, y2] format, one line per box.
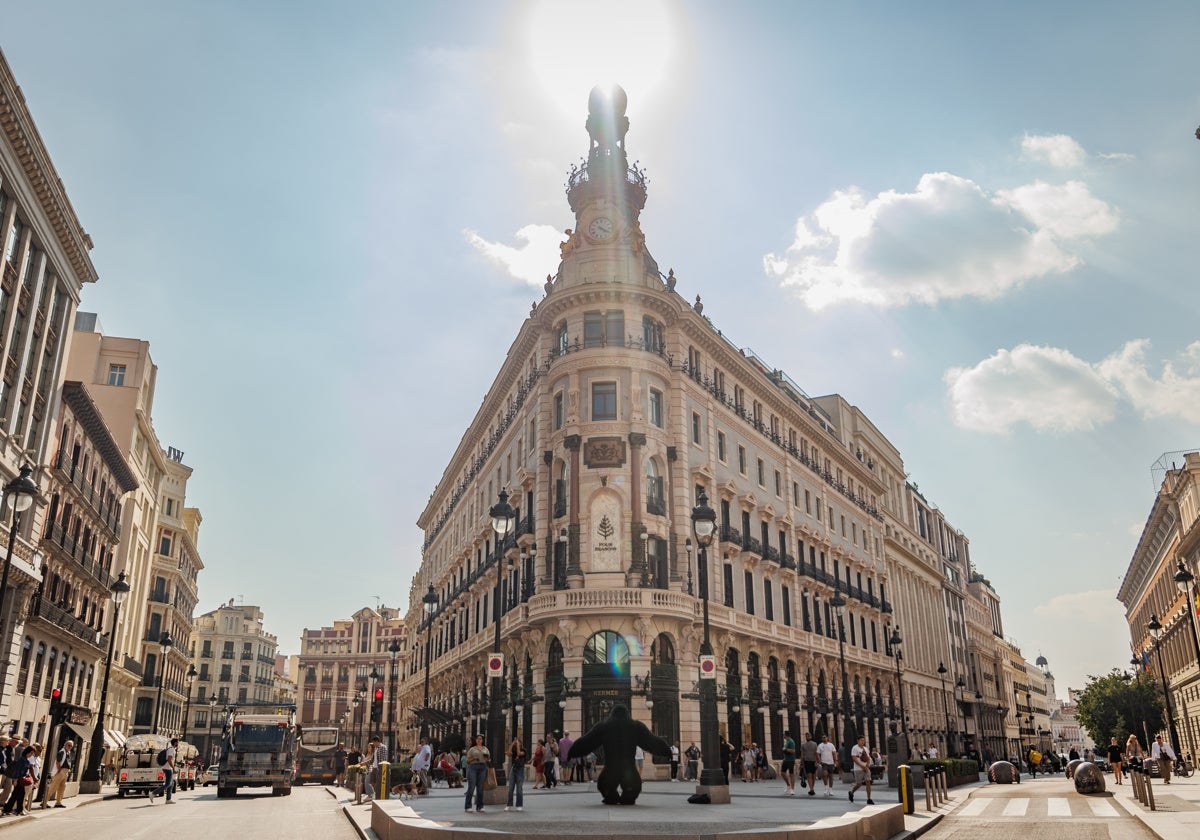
[20, 773, 33, 787]
[483, 768, 497, 791]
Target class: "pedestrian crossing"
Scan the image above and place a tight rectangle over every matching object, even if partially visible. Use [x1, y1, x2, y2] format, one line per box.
[958, 796, 1122, 819]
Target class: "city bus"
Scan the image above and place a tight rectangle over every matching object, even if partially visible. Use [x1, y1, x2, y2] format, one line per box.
[295, 726, 339, 785]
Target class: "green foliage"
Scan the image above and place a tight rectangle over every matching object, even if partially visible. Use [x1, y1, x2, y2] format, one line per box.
[1075, 669, 1164, 745]
[906, 758, 980, 779]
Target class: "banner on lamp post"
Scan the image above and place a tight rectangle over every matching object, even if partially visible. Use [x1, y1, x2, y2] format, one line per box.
[698, 655, 716, 679]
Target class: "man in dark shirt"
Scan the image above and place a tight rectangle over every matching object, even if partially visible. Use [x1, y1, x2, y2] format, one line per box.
[333, 743, 348, 787]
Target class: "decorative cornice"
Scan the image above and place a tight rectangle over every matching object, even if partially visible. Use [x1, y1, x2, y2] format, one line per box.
[0, 52, 98, 287]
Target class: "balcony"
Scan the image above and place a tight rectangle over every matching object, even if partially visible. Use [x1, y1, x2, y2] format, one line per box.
[763, 546, 780, 564]
[41, 521, 116, 591]
[742, 536, 763, 556]
[646, 497, 666, 517]
[719, 525, 742, 547]
[50, 451, 123, 536]
[240, 652, 253, 660]
[30, 599, 106, 652]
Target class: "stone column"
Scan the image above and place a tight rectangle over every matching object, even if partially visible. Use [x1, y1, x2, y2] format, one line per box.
[565, 435, 583, 586]
[628, 432, 645, 586]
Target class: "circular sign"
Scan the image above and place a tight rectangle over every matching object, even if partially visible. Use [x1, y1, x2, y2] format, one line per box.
[489, 656, 503, 671]
[700, 658, 716, 675]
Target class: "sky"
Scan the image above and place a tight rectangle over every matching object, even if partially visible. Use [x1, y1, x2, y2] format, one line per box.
[2, 1, 1197, 695]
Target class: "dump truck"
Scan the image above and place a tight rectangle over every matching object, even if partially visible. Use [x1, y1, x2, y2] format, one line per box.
[216, 702, 298, 797]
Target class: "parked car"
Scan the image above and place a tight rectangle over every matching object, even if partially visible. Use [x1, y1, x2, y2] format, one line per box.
[202, 765, 220, 786]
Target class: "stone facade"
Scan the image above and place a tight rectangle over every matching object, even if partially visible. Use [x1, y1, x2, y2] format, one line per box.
[400, 87, 1025, 773]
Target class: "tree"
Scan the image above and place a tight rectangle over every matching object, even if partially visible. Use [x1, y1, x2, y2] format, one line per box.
[1075, 669, 1164, 747]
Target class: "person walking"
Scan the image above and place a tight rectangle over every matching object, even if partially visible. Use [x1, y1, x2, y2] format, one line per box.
[741, 744, 756, 782]
[1106, 737, 1125, 785]
[719, 737, 734, 785]
[532, 740, 546, 789]
[816, 734, 838, 797]
[543, 732, 558, 788]
[670, 742, 680, 781]
[800, 732, 819, 796]
[333, 742, 348, 787]
[849, 735, 874, 805]
[365, 736, 388, 801]
[2, 746, 35, 816]
[505, 737, 526, 811]
[1151, 735, 1177, 784]
[40, 740, 74, 808]
[1125, 734, 1143, 777]
[780, 731, 797, 795]
[464, 734, 490, 813]
[411, 736, 432, 791]
[558, 731, 575, 785]
[149, 739, 177, 804]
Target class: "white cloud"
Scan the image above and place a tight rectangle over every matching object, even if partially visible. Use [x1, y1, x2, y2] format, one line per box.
[1021, 133, 1088, 168]
[764, 171, 1116, 310]
[945, 344, 1120, 434]
[947, 340, 1200, 433]
[464, 224, 563, 287]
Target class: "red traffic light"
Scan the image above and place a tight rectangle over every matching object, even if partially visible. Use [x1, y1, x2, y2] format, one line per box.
[51, 688, 61, 699]
[373, 688, 384, 701]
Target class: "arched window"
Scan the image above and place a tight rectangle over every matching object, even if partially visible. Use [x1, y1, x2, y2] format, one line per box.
[650, 633, 675, 665]
[44, 648, 58, 699]
[645, 459, 664, 514]
[17, 637, 32, 692]
[583, 631, 630, 676]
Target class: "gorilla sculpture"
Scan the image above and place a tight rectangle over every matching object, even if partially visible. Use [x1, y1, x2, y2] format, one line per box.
[567, 704, 671, 804]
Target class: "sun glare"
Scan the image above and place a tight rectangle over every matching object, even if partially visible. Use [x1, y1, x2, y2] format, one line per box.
[527, 0, 675, 118]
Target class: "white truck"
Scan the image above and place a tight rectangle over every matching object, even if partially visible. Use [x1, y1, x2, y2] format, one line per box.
[216, 703, 298, 797]
[117, 734, 169, 798]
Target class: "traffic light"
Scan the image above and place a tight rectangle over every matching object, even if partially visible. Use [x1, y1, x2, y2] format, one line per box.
[370, 688, 383, 723]
[49, 688, 62, 719]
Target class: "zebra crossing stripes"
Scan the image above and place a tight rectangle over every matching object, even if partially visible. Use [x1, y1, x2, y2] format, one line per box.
[1087, 799, 1119, 818]
[1046, 798, 1071, 816]
[1002, 799, 1030, 816]
[959, 798, 990, 817]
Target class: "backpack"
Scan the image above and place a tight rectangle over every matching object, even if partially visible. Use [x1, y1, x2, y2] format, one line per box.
[156, 749, 168, 767]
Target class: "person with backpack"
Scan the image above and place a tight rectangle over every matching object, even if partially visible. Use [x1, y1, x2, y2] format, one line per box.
[40, 740, 73, 808]
[149, 738, 178, 804]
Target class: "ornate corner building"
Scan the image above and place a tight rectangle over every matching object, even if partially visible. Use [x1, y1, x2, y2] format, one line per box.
[401, 87, 1023, 768]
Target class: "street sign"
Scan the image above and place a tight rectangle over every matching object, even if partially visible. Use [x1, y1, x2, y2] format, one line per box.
[699, 655, 716, 679]
[487, 654, 504, 677]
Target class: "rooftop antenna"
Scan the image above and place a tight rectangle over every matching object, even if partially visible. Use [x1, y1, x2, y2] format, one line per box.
[372, 595, 382, 610]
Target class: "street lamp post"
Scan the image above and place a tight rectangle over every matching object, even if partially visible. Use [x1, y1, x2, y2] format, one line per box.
[80, 571, 131, 793]
[420, 583, 438, 740]
[972, 690, 983, 760]
[936, 662, 951, 756]
[690, 490, 728, 800]
[828, 586, 855, 768]
[388, 637, 402, 756]
[954, 675, 966, 756]
[684, 538, 694, 596]
[1173, 562, 1200, 669]
[1147, 613, 1183, 758]
[207, 697, 219, 765]
[995, 705, 1006, 763]
[354, 690, 364, 748]
[488, 489, 516, 783]
[0, 465, 39, 703]
[889, 627, 909, 759]
[181, 664, 197, 742]
[152, 632, 174, 734]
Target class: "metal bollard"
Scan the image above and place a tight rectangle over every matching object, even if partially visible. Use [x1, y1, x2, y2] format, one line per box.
[898, 765, 915, 815]
[1144, 767, 1156, 811]
[379, 761, 389, 801]
[924, 767, 933, 811]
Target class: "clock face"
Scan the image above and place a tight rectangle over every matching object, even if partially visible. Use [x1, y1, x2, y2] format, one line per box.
[587, 216, 615, 240]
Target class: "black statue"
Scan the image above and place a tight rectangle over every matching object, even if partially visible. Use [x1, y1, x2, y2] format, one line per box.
[567, 704, 671, 804]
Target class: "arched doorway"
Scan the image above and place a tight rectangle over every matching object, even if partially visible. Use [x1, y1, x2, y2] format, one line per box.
[581, 631, 632, 741]
[650, 634, 679, 750]
[544, 637, 564, 738]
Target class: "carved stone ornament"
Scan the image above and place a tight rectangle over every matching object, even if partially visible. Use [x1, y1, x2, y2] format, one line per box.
[590, 494, 623, 572]
[584, 436, 626, 468]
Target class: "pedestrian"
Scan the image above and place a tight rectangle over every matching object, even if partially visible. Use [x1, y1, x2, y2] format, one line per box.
[333, 742, 348, 787]
[684, 742, 700, 781]
[505, 737, 526, 811]
[1068, 746, 1080, 762]
[849, 735, 874, 805]
[532, 740, 546, 789]
[558, 731, 574, 785]
[367, 735, 388, 800]
[719, 737, 734, 785]
[543, 732, 559, 788]
[801, 732, 819, 795]
[741, 743, 755, 781]
[149, 738, 177, 804]
[464, 734, 490, 813]
[635, 745, 645, 777]
[2, 746, 35, 816]
[1151, 735, 1176, 784]
[816, 734, 838, 797]
[0, 735, 11, 806]
[40, 739, 73, 808]
[584, 751, 597, 782]
[780, 731, 797, 795]
[22, 744, 41, 813]
[410, 736, 431, 791]
[926, 743, 938, 759]
[1124, 734, 1143, 776]
[670, 742, 680, 781]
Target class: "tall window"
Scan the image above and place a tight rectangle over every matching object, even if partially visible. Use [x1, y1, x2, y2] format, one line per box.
[717, 431, 727, 462]
[108, 364, 127, 386]
[646, 459, 664, 515]
[649, 389, 663, 428]
[591, 382, 617, 421]
[691, 412, 701, 444]
[584, 311, 624, 347]
[642, 317, 663, 352]
[554, 391, 564, 429]
[556, 321, 568, 354]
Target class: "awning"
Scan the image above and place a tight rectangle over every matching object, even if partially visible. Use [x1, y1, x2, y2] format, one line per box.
[411, 707, 457, 726]
[65, 719, 97, 747]
[103, 730, 125, 750]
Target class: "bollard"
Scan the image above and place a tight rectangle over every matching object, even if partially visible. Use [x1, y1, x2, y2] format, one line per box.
[379, 761, 389, 801]
[1144, 767, 1156, 811]
[898, 765, 915, 815]
[924, 767, 933, 812]
[939, 766, 948, 804]
[1130, 767, 1142, 803]
[355, 771, 363, 804]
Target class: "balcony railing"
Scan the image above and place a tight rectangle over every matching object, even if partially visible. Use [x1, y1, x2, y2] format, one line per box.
[50, 450, 123, 535]
[719, 525, 742, 546]
[646, 497, 666, 517]
[30, 599, 106, 651]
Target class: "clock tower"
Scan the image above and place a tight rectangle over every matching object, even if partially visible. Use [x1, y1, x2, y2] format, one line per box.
[555, 84, 657, 288]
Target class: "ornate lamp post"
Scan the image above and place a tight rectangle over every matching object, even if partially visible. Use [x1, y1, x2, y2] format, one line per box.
[0, 465, 39, 702]
[684, 538, 694, 596]
[995, 704, 1006, 762]
[936, 662, 951, 755]
[80, 571, 131, 793]
[828, 586, 855, 767]
[354, 689, 364, 748]
[889, 626, 909, 757]
[690, 490, 728, 799]
[1173, 562, 1200, 669]
[388, 637, 402, 756]
[152, 632, 174, 734]
[420, 583, 438, 740]
[1147, 613, 1183, 758]
[181, 664, 197, 742]
[208, 697, 219, 765]
[488, 489, 516, 779]
[954, 675, 966, 755]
